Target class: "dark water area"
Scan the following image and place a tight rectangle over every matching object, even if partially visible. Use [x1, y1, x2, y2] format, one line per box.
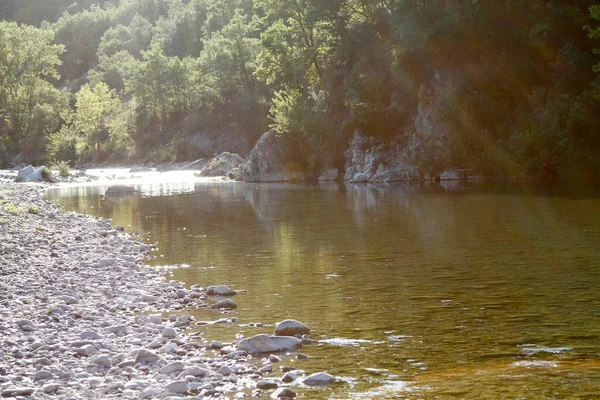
[49, 180, 600, 398]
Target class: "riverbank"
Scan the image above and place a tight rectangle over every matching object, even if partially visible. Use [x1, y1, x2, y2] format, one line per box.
[0, 177, 316, 399]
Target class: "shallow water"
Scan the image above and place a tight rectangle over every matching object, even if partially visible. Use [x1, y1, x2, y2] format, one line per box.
[49, 177, 600, 398]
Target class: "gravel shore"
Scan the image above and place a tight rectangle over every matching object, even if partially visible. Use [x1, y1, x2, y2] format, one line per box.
[0, 175, 318, 399]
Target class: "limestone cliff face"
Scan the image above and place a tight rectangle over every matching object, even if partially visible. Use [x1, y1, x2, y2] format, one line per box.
[343, 71, 464, 182]
[237, 71, 468, 182]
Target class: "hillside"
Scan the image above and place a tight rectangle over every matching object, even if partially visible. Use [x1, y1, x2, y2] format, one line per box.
[1, 0, 600, 185]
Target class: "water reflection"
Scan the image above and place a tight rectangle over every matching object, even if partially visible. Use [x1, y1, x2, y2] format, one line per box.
[49, 181, 600, 398]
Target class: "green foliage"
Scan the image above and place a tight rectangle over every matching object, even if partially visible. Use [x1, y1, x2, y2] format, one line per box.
[53, 160, 71, 177]
[0, 21, 68, 160]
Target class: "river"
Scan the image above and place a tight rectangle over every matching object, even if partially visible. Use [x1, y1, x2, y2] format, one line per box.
[49, 173, 600, 399]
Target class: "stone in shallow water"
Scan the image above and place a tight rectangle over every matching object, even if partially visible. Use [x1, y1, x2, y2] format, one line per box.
[271, 387, 296, 398]
[281, 371, 298, 383]
[207, 285, 237, 296]
[212, 299, 237, 309]
[274, 320, 310, 337]
[237, 334, 302, 354]
[256, 380, 278, 389]
[303, 372, 336, 386]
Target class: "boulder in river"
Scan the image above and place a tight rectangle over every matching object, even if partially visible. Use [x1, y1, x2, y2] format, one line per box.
[206, 285, 237, 296]
[303, 372, 337, 386]
[236, 129, 306, 182]
[274, 319, 310, 337]
[237, 334, 302, 354]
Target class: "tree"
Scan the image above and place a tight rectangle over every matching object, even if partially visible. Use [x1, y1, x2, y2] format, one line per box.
[0, 22, 68, 159]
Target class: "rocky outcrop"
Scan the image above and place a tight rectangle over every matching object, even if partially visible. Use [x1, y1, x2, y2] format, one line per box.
[236, 130, 306, 182]
[318, 165, 339, 181]
[344, 71, 472, 182]
[198, 152, 243, 177]
[15, 165, 57, 183]
[343, 130, 420, 183]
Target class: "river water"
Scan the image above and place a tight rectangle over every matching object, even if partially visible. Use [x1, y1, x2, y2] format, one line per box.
[49, 174, 600, 399]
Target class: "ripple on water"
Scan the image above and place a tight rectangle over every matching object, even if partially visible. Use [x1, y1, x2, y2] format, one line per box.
[320, 338, 377, 347]
[518, 344, 573, 355]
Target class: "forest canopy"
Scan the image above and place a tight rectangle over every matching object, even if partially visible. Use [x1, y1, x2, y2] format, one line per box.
[1, 0, 600, 184]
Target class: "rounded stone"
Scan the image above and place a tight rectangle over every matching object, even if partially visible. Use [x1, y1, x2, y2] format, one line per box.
[274, 320, 310, 337]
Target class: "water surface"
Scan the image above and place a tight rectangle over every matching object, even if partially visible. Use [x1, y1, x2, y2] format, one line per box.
[49, 178, 600, 398]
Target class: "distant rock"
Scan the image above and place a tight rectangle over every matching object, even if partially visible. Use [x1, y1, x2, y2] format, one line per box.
[104, 185, 137, 196]
[274, 319, 310, 337]
[237, 129, 306, 182]
[237, 334, 302, 354]
[198, 152, 243, 177]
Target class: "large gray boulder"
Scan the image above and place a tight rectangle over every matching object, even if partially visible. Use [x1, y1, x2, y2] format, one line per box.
[274, 320, 310, 337]
[199, 152, 243, 177]
[237, 130, 306, 182]
[237, 334, 302, 354]
[15, 165, 57, 183]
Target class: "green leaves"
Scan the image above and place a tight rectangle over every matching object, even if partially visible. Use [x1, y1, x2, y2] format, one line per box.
[0, 22, 67, 155]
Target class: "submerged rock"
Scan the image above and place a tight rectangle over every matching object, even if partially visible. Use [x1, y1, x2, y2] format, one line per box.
[271, 387, 297, 398]
[274, 319, 310, 337]
[212, 299, 237, 309]
[237, 334, 302, 354]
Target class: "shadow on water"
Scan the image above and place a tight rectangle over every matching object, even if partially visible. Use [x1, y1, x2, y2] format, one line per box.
[49, 179, 600, 399]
